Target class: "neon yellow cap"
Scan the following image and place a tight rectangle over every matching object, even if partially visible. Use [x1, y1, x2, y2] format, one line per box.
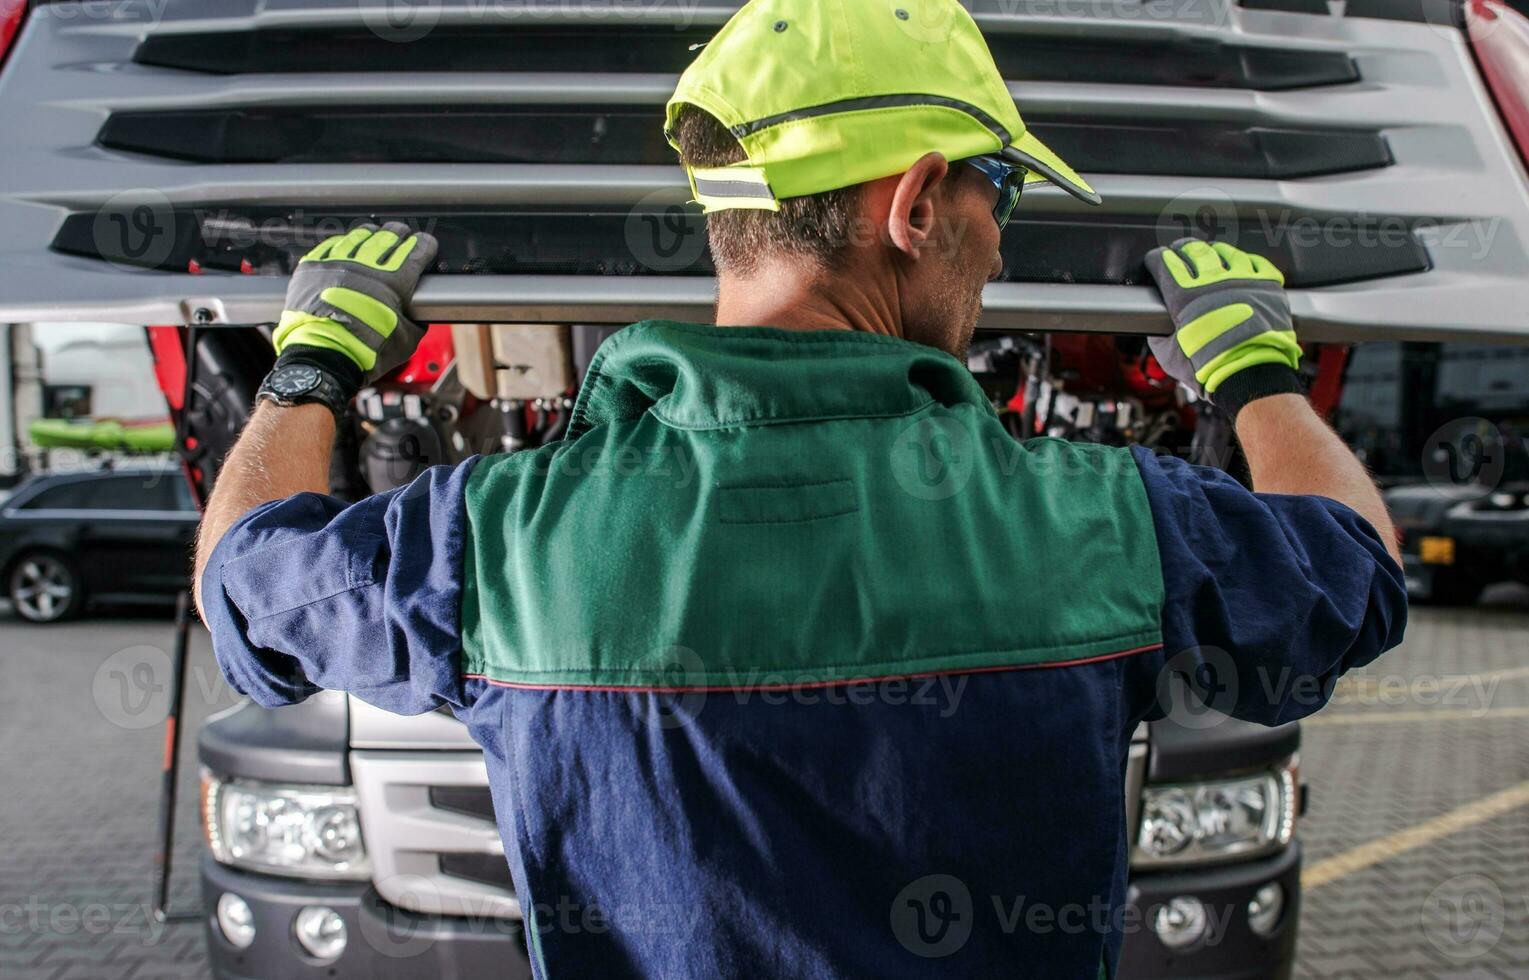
[664, 0, 1102, 213]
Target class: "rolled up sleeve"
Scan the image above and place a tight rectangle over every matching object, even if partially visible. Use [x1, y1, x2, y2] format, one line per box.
[201, 458, 480, 715]
[1126, 446, 1408, 726]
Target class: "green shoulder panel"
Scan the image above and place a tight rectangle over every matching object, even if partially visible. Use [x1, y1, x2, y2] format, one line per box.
[460, 404, 1164, 690]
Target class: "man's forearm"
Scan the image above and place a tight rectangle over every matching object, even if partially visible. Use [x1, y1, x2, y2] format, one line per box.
[1235, 393, 1401, 565]
[193, 402, 336, 619]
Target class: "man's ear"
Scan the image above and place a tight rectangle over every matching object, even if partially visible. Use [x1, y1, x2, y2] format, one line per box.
[886, 152, 950, 260]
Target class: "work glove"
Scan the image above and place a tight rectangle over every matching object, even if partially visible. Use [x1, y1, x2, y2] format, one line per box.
[1145, 238, 1304, 416]
[271, 222, 439, 397]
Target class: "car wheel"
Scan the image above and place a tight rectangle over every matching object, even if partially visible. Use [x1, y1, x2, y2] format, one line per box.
[8, 552, 85, 623]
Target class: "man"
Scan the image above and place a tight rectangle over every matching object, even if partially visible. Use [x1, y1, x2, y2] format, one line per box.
[196, 1, 1405, 976]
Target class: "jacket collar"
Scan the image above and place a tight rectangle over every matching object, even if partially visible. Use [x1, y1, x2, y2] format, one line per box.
[565, 321, 995, 437]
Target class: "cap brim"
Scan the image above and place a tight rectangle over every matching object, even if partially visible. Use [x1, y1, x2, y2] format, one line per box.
[1003, 131, 1102, 206]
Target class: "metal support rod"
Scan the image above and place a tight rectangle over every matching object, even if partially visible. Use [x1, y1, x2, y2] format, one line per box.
[151, 589, 200, 923]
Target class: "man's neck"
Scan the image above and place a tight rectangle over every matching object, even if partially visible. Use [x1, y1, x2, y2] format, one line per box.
[713, 261, 905, 339]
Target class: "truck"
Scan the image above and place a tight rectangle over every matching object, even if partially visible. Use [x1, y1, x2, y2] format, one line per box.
[3, 0, 1528, 977]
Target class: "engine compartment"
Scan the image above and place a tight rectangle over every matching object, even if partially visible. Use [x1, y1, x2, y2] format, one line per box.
[150, 324, 1345, 505]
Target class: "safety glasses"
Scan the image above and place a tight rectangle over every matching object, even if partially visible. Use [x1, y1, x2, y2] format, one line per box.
[964, 155, 1028, 230]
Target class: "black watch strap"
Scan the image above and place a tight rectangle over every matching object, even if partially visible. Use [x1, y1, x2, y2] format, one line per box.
[257, 362, 353, 418]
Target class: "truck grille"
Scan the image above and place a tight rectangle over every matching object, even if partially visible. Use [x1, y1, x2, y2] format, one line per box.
[0, 0, 1525, 340]
[349, 738, 1148, 916]
[129, 21, 1358, 89]
[350, 752, 521, 921]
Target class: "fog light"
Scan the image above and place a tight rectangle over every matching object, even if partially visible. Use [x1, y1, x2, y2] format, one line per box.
[215, 893, 255, 949]
[1248, 883, 1284, 937]
[294, 905, 347, 961]
[1153, 896, 1208, 950]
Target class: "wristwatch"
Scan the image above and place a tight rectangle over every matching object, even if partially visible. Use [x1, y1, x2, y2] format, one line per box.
[257, 362, 351, 418]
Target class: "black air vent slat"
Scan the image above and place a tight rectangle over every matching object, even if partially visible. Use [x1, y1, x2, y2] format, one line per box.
[98, 106, 1392, 179]
[99, 107, 671, 165]
[133, 26, 1358, 90]
[1240, 0, 1462, 24]
[428, 786, 498, 823]
[439, 853, 515, 891]
[1240, 0, 1331, 12]
[1029, 122, 1391, 179]
[50, 206, 1432, 289]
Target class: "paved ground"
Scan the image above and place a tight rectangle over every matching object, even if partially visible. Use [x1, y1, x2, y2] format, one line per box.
[0, 593, 1526, 979]
[1294, 584, 1529, 980]
[0, 605, 233, 979]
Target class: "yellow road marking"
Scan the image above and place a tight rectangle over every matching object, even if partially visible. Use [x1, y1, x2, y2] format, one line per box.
[1303, 780, 1529, 891]
[1303, 707, 1529, 726]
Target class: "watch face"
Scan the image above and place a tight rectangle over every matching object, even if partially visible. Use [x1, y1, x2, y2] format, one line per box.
[268, 365, 322, 398]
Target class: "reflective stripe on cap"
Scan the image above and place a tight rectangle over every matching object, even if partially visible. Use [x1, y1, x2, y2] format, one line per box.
[689, 166, 781, 213]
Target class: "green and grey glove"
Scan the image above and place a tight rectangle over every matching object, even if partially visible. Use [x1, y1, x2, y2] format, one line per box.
[271, 222, 439, 397]
[1144, 238, 1304, 416]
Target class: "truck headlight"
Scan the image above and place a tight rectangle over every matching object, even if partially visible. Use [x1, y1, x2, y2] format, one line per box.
[1133, 761, 1297, 869]
[202, 772, 370, 881]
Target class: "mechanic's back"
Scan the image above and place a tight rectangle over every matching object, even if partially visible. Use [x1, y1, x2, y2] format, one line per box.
[196, 3, 1407, 977]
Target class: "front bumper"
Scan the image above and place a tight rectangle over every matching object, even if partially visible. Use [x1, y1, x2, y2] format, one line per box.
[204, 846, 1298, 980]
[1118, 843, 1301, 980]
[201, 856, 533, 980]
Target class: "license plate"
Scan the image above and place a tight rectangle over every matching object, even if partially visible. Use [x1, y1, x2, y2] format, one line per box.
[1419, 536, 1456, 565]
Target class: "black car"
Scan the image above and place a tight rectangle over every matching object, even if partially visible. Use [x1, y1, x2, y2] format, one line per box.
[1388, 482, 1529, 605]
[0, 467, 198, 622]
